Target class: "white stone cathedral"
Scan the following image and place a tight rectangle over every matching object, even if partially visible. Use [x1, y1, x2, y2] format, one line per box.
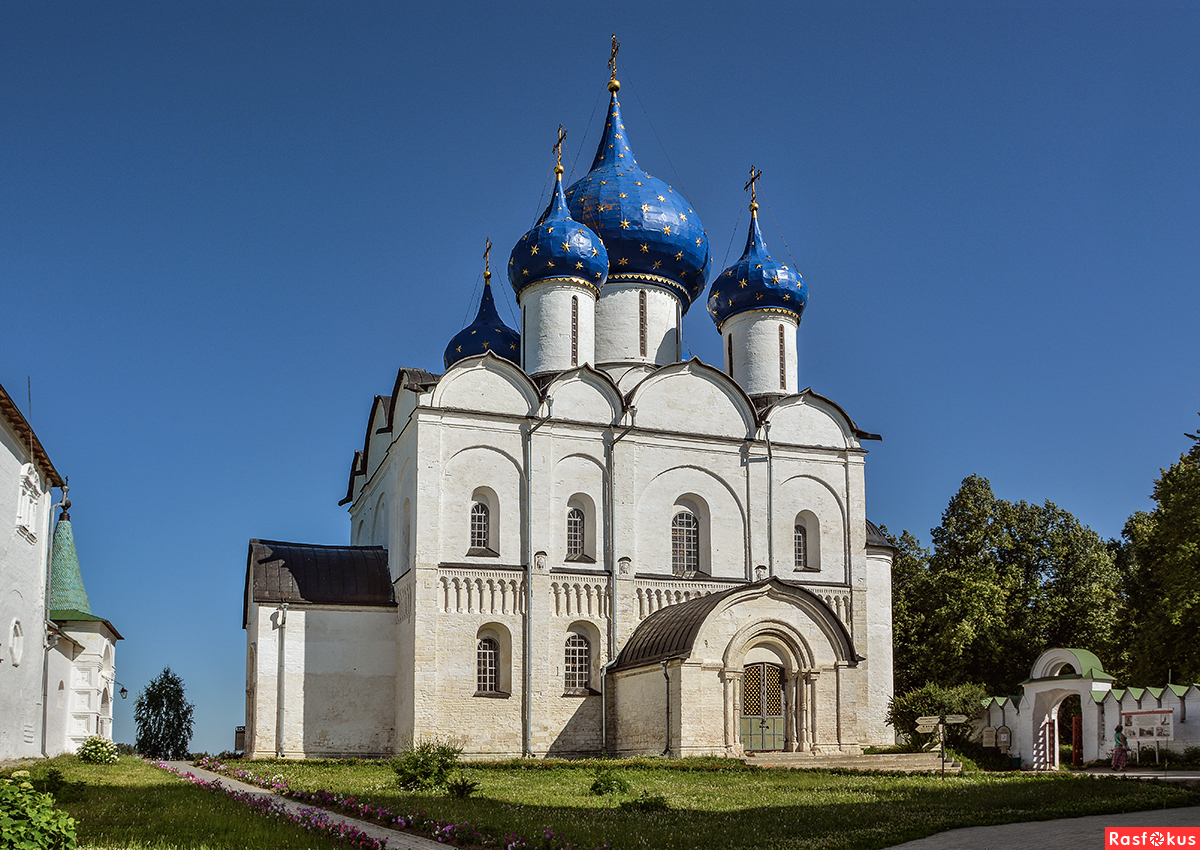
[243, 62, 895, 760]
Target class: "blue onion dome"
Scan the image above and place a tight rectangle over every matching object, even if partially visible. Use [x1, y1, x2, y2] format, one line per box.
[565, 80, 711, 313]
[707, 196, 807, 331]
[444, 263, 521, 369]
[508, 162, 609, 298]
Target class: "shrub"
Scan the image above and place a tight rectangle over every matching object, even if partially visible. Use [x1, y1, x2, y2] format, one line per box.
[589, 766, 631, 796]
[886, 682, 987, 750]
[618, 790, 670, 812]
[446, 772, 481, 799]
[0, 776, 78, 849]
[392, 737, 463, 790]
[77, 735, 119, 765]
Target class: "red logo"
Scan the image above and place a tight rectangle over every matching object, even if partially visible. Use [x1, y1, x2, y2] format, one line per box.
[1107, 828, 1200, 847]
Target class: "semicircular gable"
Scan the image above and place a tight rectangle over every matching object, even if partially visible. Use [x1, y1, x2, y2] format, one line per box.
[545, 367, 622, 425]
[628, 360, 755, 438]
[431, 352, 539, 416]
[765, 395, 852, 448]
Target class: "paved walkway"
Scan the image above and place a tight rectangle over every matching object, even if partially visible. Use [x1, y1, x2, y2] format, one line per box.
[164, 762, 445, 850]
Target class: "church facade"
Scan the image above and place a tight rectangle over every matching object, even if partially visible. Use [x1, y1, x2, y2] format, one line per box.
[243, 62, 895, 760]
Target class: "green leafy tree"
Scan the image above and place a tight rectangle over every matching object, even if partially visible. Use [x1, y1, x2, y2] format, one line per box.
[890, 475, 1120, 694]
[1116, 416, 1200, 684]
[134, 667, 195, 760]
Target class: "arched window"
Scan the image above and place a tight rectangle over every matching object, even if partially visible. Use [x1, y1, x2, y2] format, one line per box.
[794, 523, 807, 570]
[794, 511, 820, 571]
[571, 295, 579, 366]
[727, 333, 734, 377]
[639, 290, 647, 356]
[564, 633, 591, 690]
[470, 502, 490, 550]
[779, 324, 786, 390]
[672, 511, 700, 575]
[477, 637, 499, 693]
[566, 507, 585, 559]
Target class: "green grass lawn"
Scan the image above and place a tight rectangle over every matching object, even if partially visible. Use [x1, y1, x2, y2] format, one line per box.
[4, 756, 347, 850]
[247, 758, 1200, 850]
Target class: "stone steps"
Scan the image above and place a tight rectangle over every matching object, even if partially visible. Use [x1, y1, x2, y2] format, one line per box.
[746, 750, 962, 774]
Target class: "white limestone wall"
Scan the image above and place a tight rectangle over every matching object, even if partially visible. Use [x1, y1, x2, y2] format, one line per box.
[247, 603, 396, 759]
[519, 281, 596, 375]
[51, 623, 118, 754]
[723, 311, 799, 397]
[611, 665, 669, 755]
[0, 417, 52, 760]
[594, 282, 680, 367]
[861, 545, 895, 744]
[43, 640, 75, 755]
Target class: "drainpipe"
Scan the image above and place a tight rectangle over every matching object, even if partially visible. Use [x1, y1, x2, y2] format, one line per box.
[275, 602, 288, 758]
[523, 397, 552, 757]
[662, 660, 671, 756]
[601, 406, 635, 753]
[764, 420, 774, 577]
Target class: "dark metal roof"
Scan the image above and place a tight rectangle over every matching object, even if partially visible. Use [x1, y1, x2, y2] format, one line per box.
[612, 577, 859, 672]
[865, 519, 896, 550]
[244, 539, 394, 627]
[0, 381, 64, 487]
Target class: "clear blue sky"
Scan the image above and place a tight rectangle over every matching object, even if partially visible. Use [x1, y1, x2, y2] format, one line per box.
[3, 2, 1197, 753]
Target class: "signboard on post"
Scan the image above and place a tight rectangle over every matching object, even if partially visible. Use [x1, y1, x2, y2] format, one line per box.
[982, 726, 996, 748]
[996, 725, 1011, 754]
[1121, 709, 1173, 741]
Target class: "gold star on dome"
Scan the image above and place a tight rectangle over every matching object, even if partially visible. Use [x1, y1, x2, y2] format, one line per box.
[608, 144, 614, 149]
[781, 265, 788, 270]
[523, 269, 530, 276]
[679, 213, 687, 221]
[561, 242, 570, 251]
[456, 345, 462, 352]
[620, 123, 625, 129]
[530, 245, 539, 255]
[771, 275, 779, 283]
[657, 195, 665, 201]
[652, 260, 662, 269]
[470, 329, 477, 334]
[510, 343, 517, 350]
[620, 219, 631, 229]
[616, 133, 622, 140]
[782, 294, 790, 301]
[696, 238, 703, 246]
[547, 226, 554, 233]
[739, 279, 747, 288]
[680, 269, 687, 276]
[482, 341, 489, 349]
[509, 257, 514, 266]
[591, 248, 598, 256]
[618, 153, 624, 158]
[595, 271, 602, 278]
[600, 180, 607, 185]
[547, 261, 555, 268]
[619, 192, 627, 198]
[724, 270, 731, 277]
[575, 261, 584, 270]
[675, 251, 683, 261]
[578, 229, 585, 235]
[640, 243, 649, 253]
[635, 180, 643, 186]
[755, 264, 762, 269]
[728, 299, 733, 306]
[618, 257, 628, 265]
[664, 225, 672, 235]
[641, 204, 649, 212]
[755, 293, 763, 301]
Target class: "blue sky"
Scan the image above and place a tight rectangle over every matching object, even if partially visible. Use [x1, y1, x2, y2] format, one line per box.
[3, 2, 1197, 753]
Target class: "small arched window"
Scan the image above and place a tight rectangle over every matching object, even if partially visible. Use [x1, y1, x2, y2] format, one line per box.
[672, 511, 700, 575]
[565, 633, 591, 690]
[727, 333, 734, 377]
[779, 324, 787, 390]
[470, 502, 490, 551]
[794, 524, 808, 570]
[566, 507, 585, 559]
[571, 295, 579, 366]
[639, 290, 647, 356]
[477, 637, 499, 693]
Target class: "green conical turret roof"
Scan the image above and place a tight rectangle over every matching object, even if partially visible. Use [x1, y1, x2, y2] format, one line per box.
[49, 508, 91, 614]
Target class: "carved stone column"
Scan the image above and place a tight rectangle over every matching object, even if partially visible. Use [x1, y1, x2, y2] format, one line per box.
[808, 671, 821, 752]
[784, 671, 797, 752]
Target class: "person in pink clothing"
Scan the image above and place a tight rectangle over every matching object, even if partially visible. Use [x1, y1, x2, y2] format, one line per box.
[1111, 724, 1129, 770]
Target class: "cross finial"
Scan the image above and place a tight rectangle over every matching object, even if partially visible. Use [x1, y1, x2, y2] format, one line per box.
[608, 34, 621, 92]
[61, 475, 70, 514]
[553, 125, 568, 175]
[744, 165, 763, 215]
[483, 238, 492, 282]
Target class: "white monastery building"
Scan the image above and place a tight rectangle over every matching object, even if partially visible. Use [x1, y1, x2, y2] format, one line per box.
[243, 57, 896, 760]
[1, 381, 121, 760]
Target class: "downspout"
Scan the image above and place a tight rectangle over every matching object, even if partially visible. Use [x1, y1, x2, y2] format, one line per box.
[601, 406, 635, 754]
[523, 397, 553, 757]
[662, 660, 671, 756]
[275, 602, 288, 758]
[764, 420, 774, 577]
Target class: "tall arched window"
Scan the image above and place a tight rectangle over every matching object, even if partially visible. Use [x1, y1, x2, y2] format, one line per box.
[571, 295, 579, 366]
[672, 511, 700, 574]
[639, 290, 647, 356]
[565, 633, 591, 690]
[470, 502, 490, 550]
[566, 507, 585, 559]
[727, 333, 734, 377]
[477, 637, 499, 693]
[779, 324, 787, 390]
[794, 523, 807, 570]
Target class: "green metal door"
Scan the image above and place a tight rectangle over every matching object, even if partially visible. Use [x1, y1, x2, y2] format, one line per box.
[740, 663, 785, 752]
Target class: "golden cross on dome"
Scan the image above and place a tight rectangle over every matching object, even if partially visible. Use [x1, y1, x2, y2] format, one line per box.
[553, 125, 568, 174]
[483, 238, 493, 281]
[744, 166, 763, 214]
[608, 35, 620, 91]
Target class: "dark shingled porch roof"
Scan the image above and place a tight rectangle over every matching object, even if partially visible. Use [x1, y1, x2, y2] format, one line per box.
[243, 539, 394, 627]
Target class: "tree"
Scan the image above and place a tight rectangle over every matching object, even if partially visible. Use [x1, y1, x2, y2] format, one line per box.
[1115, 415, 1200, 684]
[890, 475, 1120, 695]
[134, 667, 195, 759]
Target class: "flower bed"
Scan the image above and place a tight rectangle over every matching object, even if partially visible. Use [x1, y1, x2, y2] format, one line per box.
[190, 757, 605, 850]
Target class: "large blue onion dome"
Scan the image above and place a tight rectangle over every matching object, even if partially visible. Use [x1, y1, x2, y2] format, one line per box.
[444, 264, 521, 369]
[565, 83, 710, 312]
[508, 162, 608, 298]
[707, 199, 807, 331]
